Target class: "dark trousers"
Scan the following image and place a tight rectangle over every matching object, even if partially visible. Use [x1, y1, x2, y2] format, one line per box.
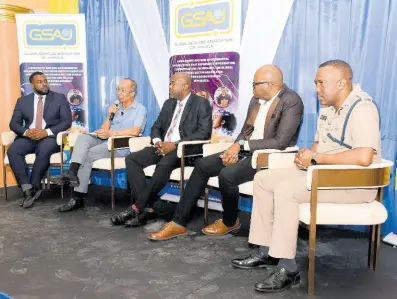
[173, 153, 256, 227]
[125, 146, 181, 212]
[7, 136, 59, 189]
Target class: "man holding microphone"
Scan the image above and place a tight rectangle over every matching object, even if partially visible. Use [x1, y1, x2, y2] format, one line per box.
[51, 78, 147, 212]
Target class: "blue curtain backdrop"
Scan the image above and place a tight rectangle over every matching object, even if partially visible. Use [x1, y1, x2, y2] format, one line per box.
[79, 0, 397, 235]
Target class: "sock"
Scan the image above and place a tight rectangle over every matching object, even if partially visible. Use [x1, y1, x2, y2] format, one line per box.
[68, 162, 81, 176]
[259, 246, 269, 256]
[145, 207, 154, 213]
[22, 184, 32, 192]
[73, 191, 86, 200]
[278, 258, 298, 272]
[132, 204, 139, 213]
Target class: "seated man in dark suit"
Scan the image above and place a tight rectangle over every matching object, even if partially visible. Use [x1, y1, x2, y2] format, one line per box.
[111, 72, 212, 227]
[8, 71, 72, 208]
[148, 65, 304, 241]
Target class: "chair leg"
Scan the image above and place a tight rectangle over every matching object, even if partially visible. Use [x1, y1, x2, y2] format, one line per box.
[3, 164, 7, 201]
[368, 225, 375, 270]
[47, 168, 51, 189]
[111, 170, 115, 211]
[204, 187, 209, 226]
[308, 225, 317, 295]
[373, 224, 381, 271]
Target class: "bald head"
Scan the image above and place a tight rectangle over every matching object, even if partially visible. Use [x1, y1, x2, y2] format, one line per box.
[117, 78, 137, 104]
[169, 72, 192, 100]
[253, 64, 284, 100]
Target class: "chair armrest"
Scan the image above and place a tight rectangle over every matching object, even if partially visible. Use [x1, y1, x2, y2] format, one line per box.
[56, 131, 69, 146]
[1, 131, 17, 146]
[267, 153, 297, 169]
[129, 136, 151, 153]
[203, 141, 233, 157]
[252, 146, 299, 169]
[307, 159, 393, 190]
[177, 140, 211, 158]
[107, 136, 135, 151]
[68, 131, 83, 147]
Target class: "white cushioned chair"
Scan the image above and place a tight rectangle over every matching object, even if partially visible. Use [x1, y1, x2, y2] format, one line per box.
[1, 130, 68, 200]
[268, 152, 393, 295]
[202, 144, 299, 225]
[129, 138, 211, 198]
[68, 131, 139, 210]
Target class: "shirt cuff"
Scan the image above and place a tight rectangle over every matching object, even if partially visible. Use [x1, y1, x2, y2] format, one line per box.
[23, 130, 28, 136]
[244, 141, 250, 151]
[152, 138, 161, 145]
[46, 129, 53, 136]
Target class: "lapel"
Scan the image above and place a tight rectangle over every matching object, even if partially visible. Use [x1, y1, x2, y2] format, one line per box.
[165, 99, 177, 131]
[43, 91, 52, 118]
[179, 93, 194, 126]
[28, 93, 35, 124]
[263, 84, 288, 136]
[263, 97, 281, 135]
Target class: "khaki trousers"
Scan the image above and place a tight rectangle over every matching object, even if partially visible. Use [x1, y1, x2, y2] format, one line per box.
[248, 168, 377, 259]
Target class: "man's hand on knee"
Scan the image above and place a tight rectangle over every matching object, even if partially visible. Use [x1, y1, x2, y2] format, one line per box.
[157, 142, 176, 156]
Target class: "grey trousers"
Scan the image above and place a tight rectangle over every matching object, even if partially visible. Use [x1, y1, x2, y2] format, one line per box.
[70, 134, 110, 193]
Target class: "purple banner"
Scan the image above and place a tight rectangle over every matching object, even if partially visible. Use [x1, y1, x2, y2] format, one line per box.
[170, 52, 240, 140]
[20, 62, 88, 129]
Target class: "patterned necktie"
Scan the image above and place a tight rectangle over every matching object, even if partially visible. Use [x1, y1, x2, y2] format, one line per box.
[165, 102, 184, 142]
[35, 96, 43, 129]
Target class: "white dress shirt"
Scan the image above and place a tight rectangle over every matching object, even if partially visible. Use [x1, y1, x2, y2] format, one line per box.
[24, 93, 53, 136]
[152, 93, 191, 144]
[244, 92, 279, 150]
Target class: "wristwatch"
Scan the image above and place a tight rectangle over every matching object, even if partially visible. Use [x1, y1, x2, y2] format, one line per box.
[238, 139, 245, 151]
[311, 152, 318, 165]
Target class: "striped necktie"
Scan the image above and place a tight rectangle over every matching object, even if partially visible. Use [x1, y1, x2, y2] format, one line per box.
[35, 96, 43, 129]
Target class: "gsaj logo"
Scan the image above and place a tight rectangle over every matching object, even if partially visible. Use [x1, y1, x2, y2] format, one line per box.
[25, 23, 77, 47]
[176, 1, 232, 38]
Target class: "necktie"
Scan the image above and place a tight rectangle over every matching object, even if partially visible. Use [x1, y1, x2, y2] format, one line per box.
[165, 102, 183, 142]
[35, 96, 43, 129]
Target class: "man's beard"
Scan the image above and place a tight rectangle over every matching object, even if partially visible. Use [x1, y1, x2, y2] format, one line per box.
[36, 88, 50, 95]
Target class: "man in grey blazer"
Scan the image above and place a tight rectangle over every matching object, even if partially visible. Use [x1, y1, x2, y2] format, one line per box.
[148, 65, 304, 241]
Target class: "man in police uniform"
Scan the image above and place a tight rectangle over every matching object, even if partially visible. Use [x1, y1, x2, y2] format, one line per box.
[231, 60, 381, 293]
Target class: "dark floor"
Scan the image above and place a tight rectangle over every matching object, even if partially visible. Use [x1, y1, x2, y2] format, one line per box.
[0, 185, 396, 299]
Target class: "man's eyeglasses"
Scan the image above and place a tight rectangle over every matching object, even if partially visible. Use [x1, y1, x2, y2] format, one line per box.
[116, 88, 131, 94]
[252, 81, 273, 87]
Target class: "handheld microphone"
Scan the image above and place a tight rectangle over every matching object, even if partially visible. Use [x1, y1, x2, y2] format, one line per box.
[109, 100, 120, 121]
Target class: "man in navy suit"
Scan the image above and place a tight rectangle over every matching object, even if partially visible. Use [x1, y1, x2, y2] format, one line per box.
[8, 71, 72, 208]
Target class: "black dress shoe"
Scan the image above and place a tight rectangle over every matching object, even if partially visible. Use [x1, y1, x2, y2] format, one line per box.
[51, 171, 80, 187]
[110, 208, 136, 225]
[254, 267, 300, 293]
[125, 210, 157, 227]
[231, 249, 279, 269]
[23, 188, 42, 209]
[58, 197, 84, 212]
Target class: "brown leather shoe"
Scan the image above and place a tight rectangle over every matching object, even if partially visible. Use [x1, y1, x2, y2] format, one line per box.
[148, 221, 188, 241]
[202, 219, 241, 236]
